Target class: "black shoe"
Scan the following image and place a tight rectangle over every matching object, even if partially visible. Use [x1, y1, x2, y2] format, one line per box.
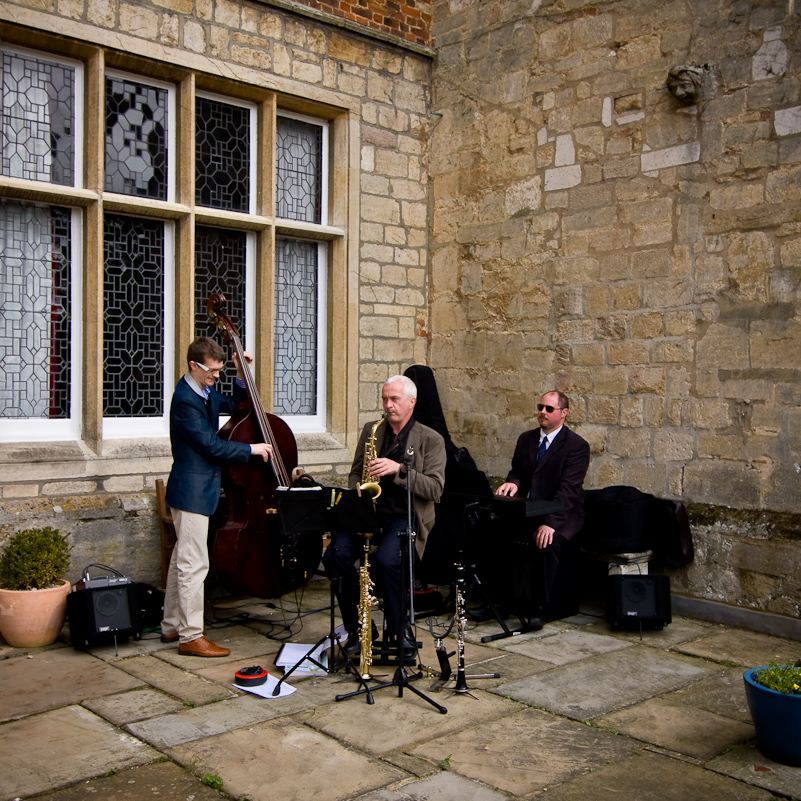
[342, 621, 379, 659]
[343, 632, 360, 658]
[527, 616, 545, 631]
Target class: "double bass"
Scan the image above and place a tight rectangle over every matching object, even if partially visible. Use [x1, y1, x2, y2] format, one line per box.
[207, 292, 321, 598]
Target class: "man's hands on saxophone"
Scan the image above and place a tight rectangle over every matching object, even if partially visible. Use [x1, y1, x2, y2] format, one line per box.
[364, 456, 402, 479]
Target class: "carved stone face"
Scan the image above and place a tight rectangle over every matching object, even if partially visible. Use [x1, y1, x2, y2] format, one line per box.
[667, 66, 704, 105]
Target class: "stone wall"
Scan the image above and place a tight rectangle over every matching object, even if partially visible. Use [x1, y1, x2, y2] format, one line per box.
[0, 0, 433, 586]
[429, 0, 801, 616]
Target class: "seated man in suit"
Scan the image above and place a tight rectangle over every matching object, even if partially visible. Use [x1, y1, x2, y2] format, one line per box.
[161, 337, 272, 657]
[494, 390, 590, 625]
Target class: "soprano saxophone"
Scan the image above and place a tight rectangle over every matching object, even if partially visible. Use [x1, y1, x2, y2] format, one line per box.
[355, 414, 385, 678]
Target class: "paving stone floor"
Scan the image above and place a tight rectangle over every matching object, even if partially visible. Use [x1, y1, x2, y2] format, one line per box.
[1, 576, 800, 801]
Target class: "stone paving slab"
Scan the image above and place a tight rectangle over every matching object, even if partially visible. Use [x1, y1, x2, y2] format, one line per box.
[673, 628, 801, 667]
[27, 761, 226, 801]
[306, 684, 520, 755]
[409, 705, 639, 797]
[662, 665, 753, 722]
[707, 742, 801, 798]
[0, 704, 158, 801]
[170, 715, 407, 801]
[115, 653, 237, 705]
[493, 645, 712, 720]
[78, 631, 175, 662]
[354, 771, 511, 800]
[0, 647, 143, 721]
[594, 696, 755, 760]
[535, 749, 774, 800]
[583, 614, 717, 649]
[504, 628, 632, 665]
[82, 686, 186, 725]
[463, 619, 569, 646]
[127, 686, 329, 747]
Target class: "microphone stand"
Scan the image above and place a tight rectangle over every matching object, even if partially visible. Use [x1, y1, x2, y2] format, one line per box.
[337, 444, 447, 714]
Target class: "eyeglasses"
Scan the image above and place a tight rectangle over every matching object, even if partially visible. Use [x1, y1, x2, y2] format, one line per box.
[537, 404, 561, 413]
[194, 362, 222, 376]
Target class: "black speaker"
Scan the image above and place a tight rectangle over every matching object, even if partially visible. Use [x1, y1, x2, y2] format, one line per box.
[606, 574, 671, 630]
[67, 579, 141, 649]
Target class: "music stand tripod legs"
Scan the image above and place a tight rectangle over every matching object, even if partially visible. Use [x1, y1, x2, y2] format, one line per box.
[272, 576, 373, 699]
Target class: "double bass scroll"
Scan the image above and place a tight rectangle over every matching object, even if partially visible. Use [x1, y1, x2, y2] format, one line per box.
[206, 292, 321, 599]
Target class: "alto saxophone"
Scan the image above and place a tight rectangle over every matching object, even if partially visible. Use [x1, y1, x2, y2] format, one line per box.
[355, 414, 385, 677]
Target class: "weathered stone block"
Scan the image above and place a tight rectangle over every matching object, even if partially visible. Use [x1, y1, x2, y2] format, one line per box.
[750, 320, 801, 369]
[629, 312, 663, 340]
[607, 428, 651, 458]
[630, 367, 665, 394]
[697, 323, 749, 371]
[684, 461, 761, 508]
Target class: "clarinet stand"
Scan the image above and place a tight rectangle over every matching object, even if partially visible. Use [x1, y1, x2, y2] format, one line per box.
[272, 487, 374, 699]
[336, 447, 447, 714]
[442, 550, 500, 699]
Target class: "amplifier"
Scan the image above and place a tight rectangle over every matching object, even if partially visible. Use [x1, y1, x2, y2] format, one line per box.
[67, 577, 141, 649]
[606, 574, 671, 631]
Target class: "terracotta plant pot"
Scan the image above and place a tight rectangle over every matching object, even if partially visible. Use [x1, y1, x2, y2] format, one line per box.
[0, 579, 71, 648]
[743, 667, 801, 767]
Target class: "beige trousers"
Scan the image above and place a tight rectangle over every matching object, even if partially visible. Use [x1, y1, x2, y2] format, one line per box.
[161, 507, 209, 644]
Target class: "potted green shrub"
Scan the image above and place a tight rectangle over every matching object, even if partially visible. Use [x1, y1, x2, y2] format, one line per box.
[0, 527, 72, 648]
[743, 661, 801, 767]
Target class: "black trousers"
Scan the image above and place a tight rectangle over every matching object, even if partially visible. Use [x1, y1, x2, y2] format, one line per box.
[322, 516, 409, 637]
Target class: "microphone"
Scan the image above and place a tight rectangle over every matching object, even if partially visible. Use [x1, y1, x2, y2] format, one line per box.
[404, 445, 415, 465]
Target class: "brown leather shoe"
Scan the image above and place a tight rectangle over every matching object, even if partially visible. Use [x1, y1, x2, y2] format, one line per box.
[160, 632, 179, 643]
[178, 636, 230, 658]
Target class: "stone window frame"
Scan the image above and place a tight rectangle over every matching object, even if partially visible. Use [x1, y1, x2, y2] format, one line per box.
[0, 26, 357, 453]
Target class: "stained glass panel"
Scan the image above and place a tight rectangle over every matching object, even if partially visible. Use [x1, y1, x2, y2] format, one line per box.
[0, 201, 71, 418]
[276, 116, 322, 223]
[196, 97, 250, 212]
[195, 225, 247, 397]
[103, 214, 164, 416]
[274, 238, 317, 415]
[105, 76, 168, 199]
[1, 51, 74, 186]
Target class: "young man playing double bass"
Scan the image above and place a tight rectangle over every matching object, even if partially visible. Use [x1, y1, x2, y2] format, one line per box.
[161, 337, 272, 657]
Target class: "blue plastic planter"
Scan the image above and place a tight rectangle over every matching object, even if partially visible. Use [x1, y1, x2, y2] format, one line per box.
[743, 667, 801, 767]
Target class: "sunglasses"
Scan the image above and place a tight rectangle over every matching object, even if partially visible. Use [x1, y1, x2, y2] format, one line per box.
[537, 404, 561, 413]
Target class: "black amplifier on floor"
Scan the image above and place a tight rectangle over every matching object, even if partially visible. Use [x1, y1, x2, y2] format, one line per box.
[67, 574, 142, 649]
[606, 574, 671, 630]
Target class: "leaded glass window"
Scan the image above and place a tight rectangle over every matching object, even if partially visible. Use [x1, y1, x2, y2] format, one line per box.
[1, 50, 75, 186]
[196, 96, 250, 212]
[274, 238, 319, 415]
[276, 115, 323, 223]
[103, 214, 164, 417]
[0, 201, 72, 418]
[105, 75, 168, 199]
[195, 225, 247, 397]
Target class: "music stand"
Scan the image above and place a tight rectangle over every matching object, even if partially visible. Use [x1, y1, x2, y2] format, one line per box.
[270, 486, 377, 699]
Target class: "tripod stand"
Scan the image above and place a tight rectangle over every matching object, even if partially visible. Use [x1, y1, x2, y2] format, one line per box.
[336, 446, 447, 714]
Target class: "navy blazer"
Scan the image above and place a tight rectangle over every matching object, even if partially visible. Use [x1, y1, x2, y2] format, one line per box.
[165, 376, 252, 517]
[505, 425, 590, 541]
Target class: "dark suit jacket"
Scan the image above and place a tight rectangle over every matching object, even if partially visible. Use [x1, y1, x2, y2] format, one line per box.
[349, 418, 446, 557]
[505, 425, 590, 541]
[166, 376, 252, 517]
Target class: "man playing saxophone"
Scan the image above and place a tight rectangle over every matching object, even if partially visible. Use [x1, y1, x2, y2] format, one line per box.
[322, 375, 446, 661]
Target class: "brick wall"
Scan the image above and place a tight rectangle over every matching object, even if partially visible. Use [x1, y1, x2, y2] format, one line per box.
[292, 0, 432, 48]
